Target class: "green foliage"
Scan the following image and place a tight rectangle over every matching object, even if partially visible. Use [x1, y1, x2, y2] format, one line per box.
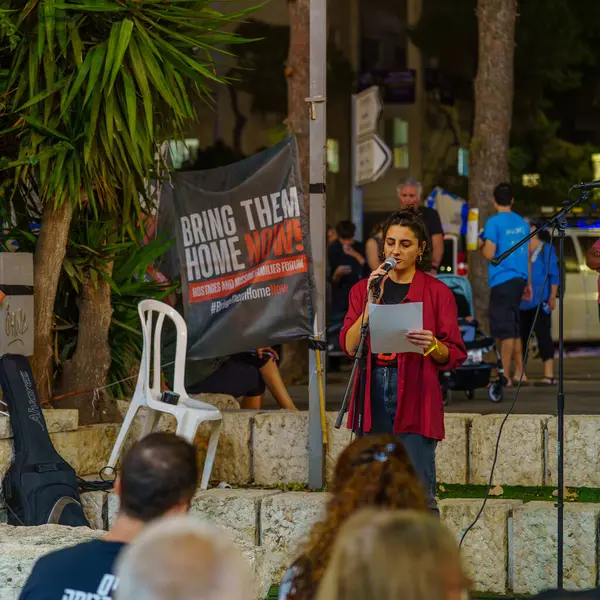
[259, 481, 310, 492]
[0, 9, 20, 53]
[104, 231, 177, 397]
[438, 483, 600, 504]
[410, 0, 600, 206]
[410, 0, 599, 111]
[0, 0, 258, 396]
[3, 210, 176, 396]
[0, 0, 258, 234]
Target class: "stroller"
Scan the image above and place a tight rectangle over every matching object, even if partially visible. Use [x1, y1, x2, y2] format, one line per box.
[436, 274, 505, 405]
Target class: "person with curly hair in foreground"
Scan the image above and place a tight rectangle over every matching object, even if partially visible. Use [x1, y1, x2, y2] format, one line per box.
[316, 509, 470, 600]
[278, 435, 429, 600]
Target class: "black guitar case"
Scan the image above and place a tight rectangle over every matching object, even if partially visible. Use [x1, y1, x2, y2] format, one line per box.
[0, 354, 89, 527]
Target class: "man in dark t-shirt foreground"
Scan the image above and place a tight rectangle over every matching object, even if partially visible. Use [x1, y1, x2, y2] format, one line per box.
[19, 433, 198, 600]
[397, 179, 444, 274]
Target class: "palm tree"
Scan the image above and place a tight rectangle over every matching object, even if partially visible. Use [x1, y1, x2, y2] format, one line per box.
[1, 0, 256, 402]
[469, 0, 518, 325]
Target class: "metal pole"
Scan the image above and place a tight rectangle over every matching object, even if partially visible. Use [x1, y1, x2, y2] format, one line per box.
[351, 96, 364, 241]
[307, 0, 327, 489]
[557, 220, 566, 589]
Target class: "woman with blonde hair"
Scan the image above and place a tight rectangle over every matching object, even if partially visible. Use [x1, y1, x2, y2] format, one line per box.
[278, 435, 429, 600]
[316, 509, 469, 600]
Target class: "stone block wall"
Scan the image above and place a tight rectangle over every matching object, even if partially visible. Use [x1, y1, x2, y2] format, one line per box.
[7, 409, 600, 494]
[436, 413, 472, 484]
[260, 492, 330, 583]
[512, 502, 600, 593]
[7, 410, 600, 491]
[8, 490, 600, 599]
[0, 524, 102, 600]
[471, 414, 550, 486]
[440, 499, 522, 593]
[9, 406, 600, 597]
[253, 412, 309, 485]
[547, 416, 600, 488]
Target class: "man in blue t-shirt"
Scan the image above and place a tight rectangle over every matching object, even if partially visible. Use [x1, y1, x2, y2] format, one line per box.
[19, 433, 198, 600]
[480, 183, 531, 384]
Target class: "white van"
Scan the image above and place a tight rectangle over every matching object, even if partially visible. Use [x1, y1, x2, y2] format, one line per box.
[553, 227, 600, 342]
[439, 227, 600, 342]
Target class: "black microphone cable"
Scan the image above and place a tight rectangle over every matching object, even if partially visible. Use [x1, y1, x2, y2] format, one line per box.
[459, 224, 557, 548]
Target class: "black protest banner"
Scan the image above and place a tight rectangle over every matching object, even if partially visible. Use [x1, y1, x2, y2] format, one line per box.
[171, 137, 314, 360]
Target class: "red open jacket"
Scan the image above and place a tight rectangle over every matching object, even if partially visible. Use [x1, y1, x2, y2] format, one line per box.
[339, 270, 467, 439]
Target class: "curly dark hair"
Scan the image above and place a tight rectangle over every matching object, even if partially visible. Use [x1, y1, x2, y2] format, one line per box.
[379, 207, 433, 272]
[287, 435, 429, 600]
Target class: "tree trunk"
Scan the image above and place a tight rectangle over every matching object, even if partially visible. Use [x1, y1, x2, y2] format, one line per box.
[279, 0, 311, 384]
[32, 201, 73, 404]
[469, 0, 517, 326]
[56, 262, 120, 424]
[228, 87, 247, 154]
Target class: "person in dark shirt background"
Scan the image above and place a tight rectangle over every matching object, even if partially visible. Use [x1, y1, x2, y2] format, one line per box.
[328, 220, 367, 321]
[19, 433, 198, 600]
[397, 179, 444, 275]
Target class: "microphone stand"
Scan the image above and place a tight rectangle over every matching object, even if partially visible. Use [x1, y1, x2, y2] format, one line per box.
[335, 284, 381, 436]
[491, 190, 588, 589]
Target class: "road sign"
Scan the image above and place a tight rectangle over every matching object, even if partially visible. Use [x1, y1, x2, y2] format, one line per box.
[354, 86, 382, 139]
[351, 86, 391, 238]
[355, 134, 393, 187]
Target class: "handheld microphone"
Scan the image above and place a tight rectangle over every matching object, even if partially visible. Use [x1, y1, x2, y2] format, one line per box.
[572, 180, 600, 191]
[369, 257, 397, 288]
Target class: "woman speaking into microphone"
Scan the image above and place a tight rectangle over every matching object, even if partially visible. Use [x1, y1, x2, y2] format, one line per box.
[340, 208, 467, 510]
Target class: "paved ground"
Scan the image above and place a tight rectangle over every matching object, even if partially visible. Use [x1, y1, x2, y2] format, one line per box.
[264, 355, 600, 414]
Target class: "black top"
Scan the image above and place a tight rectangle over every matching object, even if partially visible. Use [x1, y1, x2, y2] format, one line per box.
[372, 279, 410, 367]
[328, 239, 367, 316]
[420, 206, 444, 239]
[381, 280, 410, 305]
[19, 539, 126, 600]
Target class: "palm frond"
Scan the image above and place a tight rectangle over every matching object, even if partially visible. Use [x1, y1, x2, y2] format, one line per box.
[3, 0, 260, 233]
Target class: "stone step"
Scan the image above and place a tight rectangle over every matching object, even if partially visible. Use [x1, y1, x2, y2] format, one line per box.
[4, 411, 600, 492]
[79, 488, 600, 596]
[0, 524, 102, 600]
[4, 490, 599, 598]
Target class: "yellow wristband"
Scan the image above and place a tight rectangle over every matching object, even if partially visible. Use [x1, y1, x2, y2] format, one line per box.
[423, 337, 439, 357]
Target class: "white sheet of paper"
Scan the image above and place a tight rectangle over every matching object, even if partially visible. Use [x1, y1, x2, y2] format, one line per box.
[368, 302, 424, 354]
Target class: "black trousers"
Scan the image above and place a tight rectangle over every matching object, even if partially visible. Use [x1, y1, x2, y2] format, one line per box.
[520, 308, 554, 363]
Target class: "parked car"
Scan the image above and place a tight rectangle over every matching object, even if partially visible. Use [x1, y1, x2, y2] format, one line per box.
[440, 225, 600, 342]
[551, 226, 600, 342]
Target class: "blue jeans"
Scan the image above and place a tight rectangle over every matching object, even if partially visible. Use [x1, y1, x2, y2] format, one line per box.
[370, 367, 438, 512]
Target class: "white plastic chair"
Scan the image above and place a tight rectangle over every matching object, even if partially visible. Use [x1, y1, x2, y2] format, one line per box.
[108, 299, 222, 490]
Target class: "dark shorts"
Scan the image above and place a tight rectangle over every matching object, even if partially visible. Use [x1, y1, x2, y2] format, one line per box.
[187, 354, 266, 397]
[489, 278, 526, 340]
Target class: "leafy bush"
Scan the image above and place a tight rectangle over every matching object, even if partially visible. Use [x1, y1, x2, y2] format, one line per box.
[2, 209, 175, 398]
